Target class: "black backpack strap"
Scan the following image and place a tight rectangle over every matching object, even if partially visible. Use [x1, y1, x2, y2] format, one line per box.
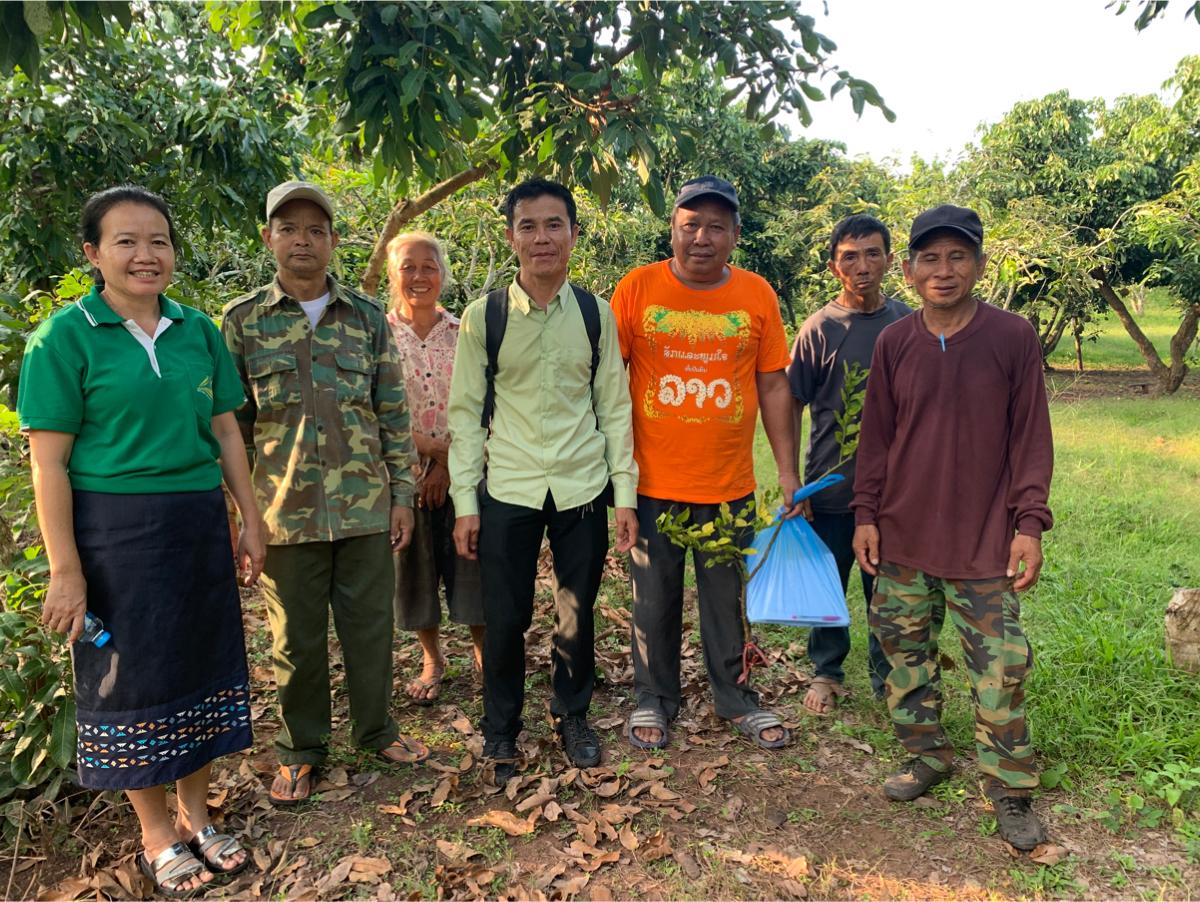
[571, 284, 601, 395]
[481, 287, 509, 429]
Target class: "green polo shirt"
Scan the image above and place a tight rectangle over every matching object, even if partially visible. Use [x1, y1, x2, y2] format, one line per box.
[17, 287, 245, 494]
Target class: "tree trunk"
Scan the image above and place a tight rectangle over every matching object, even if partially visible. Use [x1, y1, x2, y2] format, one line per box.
[1095, 276, 1171, 392]
[1041, 311, 1069, 368]
[360, 162, 497, 296]
[1095, 275, 1200, 394]
[1166, 588, 1200, 673]
[1166, 302, 1200, 393]
[1030, 303, 1067, 368]
[1072, 317, 1085, 374]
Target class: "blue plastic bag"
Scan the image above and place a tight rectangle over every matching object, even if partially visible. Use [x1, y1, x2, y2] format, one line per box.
[746, 474, 850, 627]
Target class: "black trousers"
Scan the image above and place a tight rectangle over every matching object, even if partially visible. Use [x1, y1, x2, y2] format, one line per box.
[478, 489, 608, 742]
[805, 510, 888, 695]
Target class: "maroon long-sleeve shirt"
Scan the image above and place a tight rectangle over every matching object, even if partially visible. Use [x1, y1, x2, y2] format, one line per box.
[851, 301, 1053, 580]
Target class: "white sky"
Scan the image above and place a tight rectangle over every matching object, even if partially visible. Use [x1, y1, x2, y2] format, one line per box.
[795, 0, 1199, 167]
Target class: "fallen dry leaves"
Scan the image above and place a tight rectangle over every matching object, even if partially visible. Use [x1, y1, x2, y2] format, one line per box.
[467, 809, 538, 836]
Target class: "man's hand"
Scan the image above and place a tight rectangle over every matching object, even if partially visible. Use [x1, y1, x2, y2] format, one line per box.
[236, 519, 267, 587]
[390, 505, 415, 552]
[453, 514, 481, 560]
[852, 524, 880, 576]
[419, 462, 450, 510]
[43, 569, 87, 642]
[1007, 533, 1043, 591]
[778, 471, 803, 520]
[614, 507, 638, 553]
[797, 498, 813, 522]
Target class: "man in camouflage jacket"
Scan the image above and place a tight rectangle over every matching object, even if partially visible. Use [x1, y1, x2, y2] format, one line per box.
[222, 181, 427, 805]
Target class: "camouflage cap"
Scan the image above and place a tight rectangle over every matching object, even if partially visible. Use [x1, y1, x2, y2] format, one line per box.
[265, 180, 335, 223]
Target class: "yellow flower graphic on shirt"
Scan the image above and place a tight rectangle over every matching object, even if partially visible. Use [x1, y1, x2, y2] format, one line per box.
[197, 375, 213, 400]
[640, 306, 750, 423]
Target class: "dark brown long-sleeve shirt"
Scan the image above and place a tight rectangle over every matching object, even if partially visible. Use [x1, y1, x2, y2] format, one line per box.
[851, 301, 1053, 580]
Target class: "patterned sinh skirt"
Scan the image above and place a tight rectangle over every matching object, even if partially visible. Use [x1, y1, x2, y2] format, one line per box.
[71, 488, 252, 790]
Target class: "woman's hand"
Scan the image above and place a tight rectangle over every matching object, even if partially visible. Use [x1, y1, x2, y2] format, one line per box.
[43, 570, 88, 642]
[419, 461, 450, 510]
[413, 432, 450, 468]
[236, 518, 267, 587]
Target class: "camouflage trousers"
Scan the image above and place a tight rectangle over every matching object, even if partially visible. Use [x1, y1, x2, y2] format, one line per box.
[869, 562, 1038, 797]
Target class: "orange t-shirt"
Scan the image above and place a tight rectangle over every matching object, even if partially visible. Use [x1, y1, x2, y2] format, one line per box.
[611, 260, 791, 503]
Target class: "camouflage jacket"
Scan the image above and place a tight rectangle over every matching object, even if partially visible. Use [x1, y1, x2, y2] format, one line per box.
[221, 276, 415, 545]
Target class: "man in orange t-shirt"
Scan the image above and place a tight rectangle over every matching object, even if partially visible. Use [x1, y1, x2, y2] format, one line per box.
[611, 176, 800, 752]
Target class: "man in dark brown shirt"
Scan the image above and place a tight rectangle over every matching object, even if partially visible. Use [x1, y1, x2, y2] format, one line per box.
[851, 205, 1053, 851]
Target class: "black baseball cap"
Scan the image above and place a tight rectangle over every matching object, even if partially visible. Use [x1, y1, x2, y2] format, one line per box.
[673, 175, 739, 211]
[908, 204, 983, 251]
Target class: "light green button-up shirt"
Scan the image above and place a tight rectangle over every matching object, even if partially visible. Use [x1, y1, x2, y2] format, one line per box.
[448, 279, 637, 516]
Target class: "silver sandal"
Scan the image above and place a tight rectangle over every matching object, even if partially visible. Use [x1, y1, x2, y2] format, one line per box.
[186, 824, 250, 879]
[139, 842, 207, 899]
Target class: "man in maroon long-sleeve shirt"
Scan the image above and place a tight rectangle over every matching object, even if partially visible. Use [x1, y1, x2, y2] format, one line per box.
[851, 205, 1053, 852]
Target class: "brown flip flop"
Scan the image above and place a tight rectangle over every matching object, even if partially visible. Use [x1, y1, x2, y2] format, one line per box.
[378, 734, 431, 765]
[269, 763, 317, 807]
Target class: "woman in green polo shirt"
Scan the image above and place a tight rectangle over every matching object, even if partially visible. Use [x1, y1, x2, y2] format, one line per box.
[18, 186, 265, 897]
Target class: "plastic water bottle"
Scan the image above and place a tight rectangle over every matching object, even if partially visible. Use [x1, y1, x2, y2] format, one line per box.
[77, 612, 111, 648]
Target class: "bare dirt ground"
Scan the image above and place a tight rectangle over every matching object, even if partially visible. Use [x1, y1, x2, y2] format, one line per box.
[1044, 366, 1200, 401]
[13, 552, 1199, 901]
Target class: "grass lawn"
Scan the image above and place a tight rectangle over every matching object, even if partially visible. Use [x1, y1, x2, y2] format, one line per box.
[1029, 397, 1200, 775]
[1045, 288, 1190, 372]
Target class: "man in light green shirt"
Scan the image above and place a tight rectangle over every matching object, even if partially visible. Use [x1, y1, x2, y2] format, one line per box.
[447, 178, 637, 778]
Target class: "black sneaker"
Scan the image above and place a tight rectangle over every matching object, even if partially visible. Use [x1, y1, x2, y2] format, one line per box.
[482, 737, 519, 784]
[557, 715, 601, 768]
[994, 795, 1048, 850]
[883, 758, 953, 801]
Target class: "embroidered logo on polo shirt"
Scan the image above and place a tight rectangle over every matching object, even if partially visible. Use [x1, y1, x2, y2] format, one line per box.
[197, 375, 213, 400]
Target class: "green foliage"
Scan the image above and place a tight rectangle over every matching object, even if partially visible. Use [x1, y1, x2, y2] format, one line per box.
[0, 3, 308, 291]
[654, 501, 773, 581]
[1007, 859, 1087, 896]
[1139, 761, 1200, 813]
[1110, 0, 1200, 31]
[212, 0, 891, 215]
[0, 271, 91, 406]
[0, 402, 71, 827]
[1127, 160, 1200, 305]
[831, 362, 867, 464]
[0, 1, 131, 82]
[0, 274, 114, 831]
[1046, 287, 1186, 370]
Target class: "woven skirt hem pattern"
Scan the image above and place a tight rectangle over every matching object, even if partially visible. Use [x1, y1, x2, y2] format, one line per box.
[76, 673, 252, 790]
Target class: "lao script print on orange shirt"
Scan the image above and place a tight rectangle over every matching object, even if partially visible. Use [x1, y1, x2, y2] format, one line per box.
[641, 306, 751, 424]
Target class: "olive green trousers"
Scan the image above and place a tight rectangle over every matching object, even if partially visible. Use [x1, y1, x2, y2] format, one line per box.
[260, 532, 398, 766]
